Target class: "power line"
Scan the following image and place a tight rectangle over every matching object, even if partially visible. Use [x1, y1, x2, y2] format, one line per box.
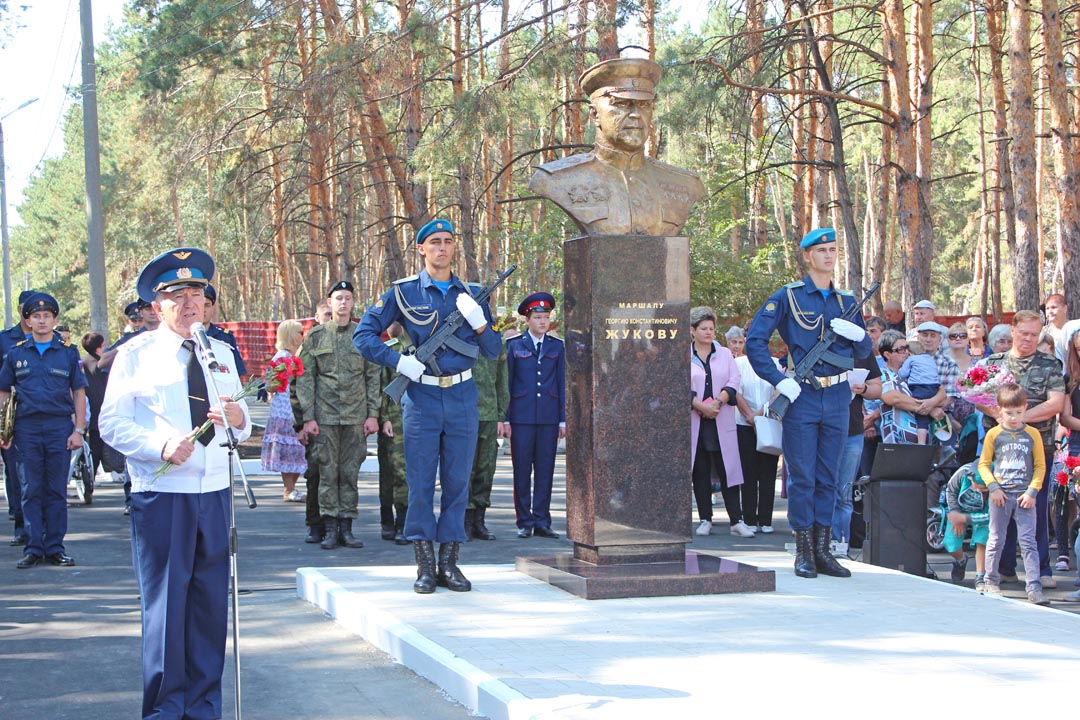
[106, 0, 252, 72]
[32, 42, 82, 176]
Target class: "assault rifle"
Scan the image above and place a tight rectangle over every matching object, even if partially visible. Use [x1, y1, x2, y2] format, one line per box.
[383, 264, 517, 404]
[769, 280, 882, 421]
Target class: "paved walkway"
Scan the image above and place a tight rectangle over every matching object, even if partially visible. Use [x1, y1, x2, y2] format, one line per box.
[2, 432, 1079, 719]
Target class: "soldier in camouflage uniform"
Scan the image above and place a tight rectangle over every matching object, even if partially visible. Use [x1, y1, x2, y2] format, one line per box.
[466, 342, 508, 540]
[296, 281, 381, 550]
[378, 323, 410, 545]
[977, 309, 1066, 585]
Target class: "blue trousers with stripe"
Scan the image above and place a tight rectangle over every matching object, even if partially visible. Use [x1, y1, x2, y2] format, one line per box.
[780, 383, 849, 531]
[131, 488, 229, 720]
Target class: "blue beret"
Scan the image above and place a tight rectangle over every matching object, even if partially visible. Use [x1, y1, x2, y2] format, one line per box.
[800, 228, 836, 249]
[416, 219, 454, 244]
[518, 292, 556, 317]
[124, 301, 141, 319]
[136, 247, 214, 302]
[203, 284, 217, 305]
[327, 280, 354, 297]
[17, 290, 35, 306]
[21, 292, 59, 318]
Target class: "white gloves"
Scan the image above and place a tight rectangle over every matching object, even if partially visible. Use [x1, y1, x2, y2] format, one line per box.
[396, 354, 426, 382]
[830, 318, 866, 342]
[456, 293, 487, 331]
[776, 377, 802, 403]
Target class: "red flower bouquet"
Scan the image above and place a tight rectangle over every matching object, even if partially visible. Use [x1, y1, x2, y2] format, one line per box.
[955, 364, 1016, 407]
[266, 355, 305, 394]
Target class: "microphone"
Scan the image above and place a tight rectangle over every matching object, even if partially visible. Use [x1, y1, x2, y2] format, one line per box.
[190, 322, 220, 370]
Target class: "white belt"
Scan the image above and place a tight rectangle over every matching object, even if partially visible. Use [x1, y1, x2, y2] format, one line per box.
[805, 371, 848, 388]
[418, 369, 472, 388]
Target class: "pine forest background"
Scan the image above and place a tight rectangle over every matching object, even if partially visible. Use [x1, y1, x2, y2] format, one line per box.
[3, 0, 1080, 336]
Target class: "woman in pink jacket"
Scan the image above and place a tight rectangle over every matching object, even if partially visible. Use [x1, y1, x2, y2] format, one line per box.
[690, 307, 753, 537]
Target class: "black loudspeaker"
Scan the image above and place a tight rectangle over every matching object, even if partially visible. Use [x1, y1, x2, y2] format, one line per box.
[863, 444, 938, 576]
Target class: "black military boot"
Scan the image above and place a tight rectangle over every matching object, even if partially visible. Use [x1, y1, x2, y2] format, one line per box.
[413, 540, 437, 594]
[437, 542, 472, 592]
[320, 516, 339, 550]
[304, 521, 325, 544]
[472, 506, 495, 541]
[393, 506, 409, 545]
[794, 528, 817, 578]
[338, 517, 364, 548]
[463, 509, 475, 541]
[380, 505, 395, 541]
[813, 524, 851, 577]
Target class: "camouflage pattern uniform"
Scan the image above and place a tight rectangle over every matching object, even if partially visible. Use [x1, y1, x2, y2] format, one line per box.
[469, 349, 508, 510]
[378, 336, 409, 540]
[290, 382, 323, 537]
[296, 320, 380, 520]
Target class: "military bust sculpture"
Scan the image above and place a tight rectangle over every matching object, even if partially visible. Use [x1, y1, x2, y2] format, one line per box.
[529, 57, 706, 237]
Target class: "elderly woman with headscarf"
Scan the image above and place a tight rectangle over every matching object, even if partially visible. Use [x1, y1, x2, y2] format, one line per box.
[690, 307, 754, 538]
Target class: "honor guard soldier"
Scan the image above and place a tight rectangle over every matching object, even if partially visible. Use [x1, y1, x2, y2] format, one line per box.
[99, 247, 251, 720]
[0, 292, 88, 568]
[295, 280, 381, 550]
[745, 228, 872, 578]
[505, 293, 566, 538]
[202, 284, 247, 377]
[355, 219, 502, 594]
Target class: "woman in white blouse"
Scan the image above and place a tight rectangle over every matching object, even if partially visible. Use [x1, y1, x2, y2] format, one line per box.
[727, 326, 782, 534]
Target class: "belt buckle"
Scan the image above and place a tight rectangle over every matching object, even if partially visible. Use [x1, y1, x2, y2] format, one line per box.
[438, 375, 453, 388]
[819, 375, 833, 388]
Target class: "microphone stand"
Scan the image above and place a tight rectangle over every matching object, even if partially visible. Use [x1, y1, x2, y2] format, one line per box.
[197, 344, 257, 720]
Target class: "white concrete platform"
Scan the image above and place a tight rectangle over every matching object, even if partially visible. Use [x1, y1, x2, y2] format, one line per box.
[298, 553, 1080, 719]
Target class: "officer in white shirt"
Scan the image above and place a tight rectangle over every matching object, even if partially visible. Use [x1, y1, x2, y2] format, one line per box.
[99, 247, 251, 720]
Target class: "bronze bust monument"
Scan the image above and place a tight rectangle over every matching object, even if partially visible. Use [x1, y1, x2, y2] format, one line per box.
[529, 57, 706, 236]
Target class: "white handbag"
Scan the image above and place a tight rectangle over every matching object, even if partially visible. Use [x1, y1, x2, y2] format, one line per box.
[753, 403, 783, 456]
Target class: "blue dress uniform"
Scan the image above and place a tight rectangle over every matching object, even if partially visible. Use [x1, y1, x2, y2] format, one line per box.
[745, 229, 871, 576]
[0, 295, 87, 565]
[505, 293, 566, 536]
[354, 269, 501, 544]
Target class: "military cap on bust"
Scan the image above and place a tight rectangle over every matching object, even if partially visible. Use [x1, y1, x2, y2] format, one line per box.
[799, 228, 836, 249]
[21, 292, 59, 318]
[124, 301, 141, 319]
[17, 290, 35, 307]
[518, 292, 556, 317]
[415, 219, 454, 244]
[327, 280, 354, 297]
[579, 57, 662, 101]
[136, 247, 214, 302]
[203, 284, 218, 305]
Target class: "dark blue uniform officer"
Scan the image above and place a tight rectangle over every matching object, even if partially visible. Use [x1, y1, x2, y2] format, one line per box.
[1, 290, 62, 546]
[745, 228, 871, 578]
[505, 292, 566, 538]
[0, 292, 88, 568]
[203, 284, 248, 376]
[355, 219, 501, 594]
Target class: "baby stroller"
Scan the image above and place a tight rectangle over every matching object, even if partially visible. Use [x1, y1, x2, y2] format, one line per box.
[68, 436, 95, 505]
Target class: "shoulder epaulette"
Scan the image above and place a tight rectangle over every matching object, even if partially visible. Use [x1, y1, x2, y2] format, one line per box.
[783, 280, 805, 289]
[14, 339, 26, 347]
[222, 328, 232, 335]
[537, 153, 595, 174]
[392, 274, 419, 285]
[837, 289, 855, 296]
[649, 158, 701, 178]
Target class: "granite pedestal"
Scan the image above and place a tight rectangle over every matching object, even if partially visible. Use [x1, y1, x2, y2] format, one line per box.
[518, 234, 774, 598]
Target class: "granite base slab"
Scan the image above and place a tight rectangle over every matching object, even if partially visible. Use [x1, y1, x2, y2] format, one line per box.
[515, 551, 775, 599]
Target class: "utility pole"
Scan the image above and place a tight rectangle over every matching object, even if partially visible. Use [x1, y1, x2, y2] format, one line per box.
[81, 0, 109, 340]
[0, 97, 40, 328]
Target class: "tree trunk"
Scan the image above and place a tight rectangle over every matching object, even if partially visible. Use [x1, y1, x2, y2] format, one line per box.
[1040, 0, 1080, 310]
[1007, 0, 1041, 310]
